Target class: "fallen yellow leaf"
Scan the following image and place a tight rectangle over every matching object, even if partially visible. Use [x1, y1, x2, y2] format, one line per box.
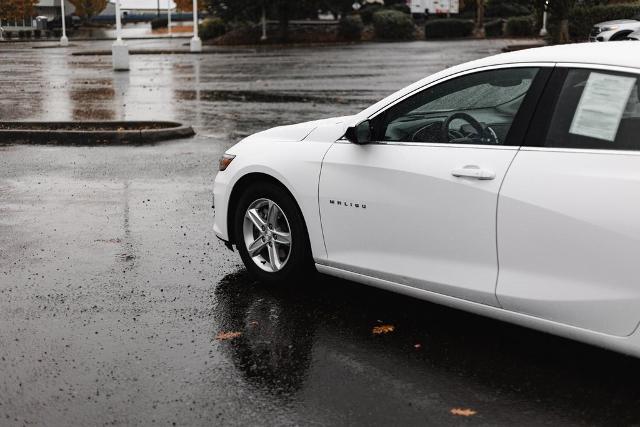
[450, 408, 477, 417]
[372, 324, 395, 335]
[216, 331, 242, 341]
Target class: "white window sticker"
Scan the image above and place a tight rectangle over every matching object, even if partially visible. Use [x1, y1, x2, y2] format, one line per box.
[569, 72, 636, 142]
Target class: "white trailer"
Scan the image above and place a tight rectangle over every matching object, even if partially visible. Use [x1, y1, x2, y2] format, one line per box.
[409, 0, 459, 16]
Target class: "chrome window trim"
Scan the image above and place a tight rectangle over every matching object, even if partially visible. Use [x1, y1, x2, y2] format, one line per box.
[520, 146, 640, 157]
[554, 63, 640, 75]
[335, 139, 518, 150]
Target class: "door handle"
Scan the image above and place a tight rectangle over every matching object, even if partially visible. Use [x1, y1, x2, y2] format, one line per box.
[451, 165, 495, 180]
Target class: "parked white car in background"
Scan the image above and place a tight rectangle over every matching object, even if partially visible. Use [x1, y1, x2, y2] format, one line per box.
[627, 29, 640, 40]
[589, 17, 640, 41]
[214, 42, 640, 358]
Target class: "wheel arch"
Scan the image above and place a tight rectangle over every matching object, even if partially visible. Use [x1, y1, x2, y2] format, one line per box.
[610, 30, 634, 41]
[226, 172, 309, 247]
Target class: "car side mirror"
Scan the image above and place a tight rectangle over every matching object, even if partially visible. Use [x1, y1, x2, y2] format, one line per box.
[345, 120, 372, 145]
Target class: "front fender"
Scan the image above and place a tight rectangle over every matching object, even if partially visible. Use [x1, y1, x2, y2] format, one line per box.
[214, 139, 334, 262]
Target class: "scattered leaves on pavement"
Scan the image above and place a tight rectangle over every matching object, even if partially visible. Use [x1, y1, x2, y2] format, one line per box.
[450, 408, 477, 417]
[216, 331, 242, 341]
[372, 324, 395, 335]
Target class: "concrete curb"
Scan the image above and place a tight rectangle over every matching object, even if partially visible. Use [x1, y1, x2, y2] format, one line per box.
[0, 121, 195, 145]
[71, 48, 250, 56]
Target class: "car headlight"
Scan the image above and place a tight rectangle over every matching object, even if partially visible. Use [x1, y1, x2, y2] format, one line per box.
[600, 25, 619, 32]
[219, 154, 236, 171]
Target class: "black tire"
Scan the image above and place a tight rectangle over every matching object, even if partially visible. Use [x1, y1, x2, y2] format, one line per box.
[234, 181, 313, 284]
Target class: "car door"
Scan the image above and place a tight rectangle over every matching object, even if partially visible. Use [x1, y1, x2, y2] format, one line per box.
[497, 65, 640, 336]
[318, 65, 550, 306]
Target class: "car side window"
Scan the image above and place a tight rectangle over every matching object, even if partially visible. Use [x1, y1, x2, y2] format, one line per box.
[544, 69, 640, 150]
[372, 68, 539, 145]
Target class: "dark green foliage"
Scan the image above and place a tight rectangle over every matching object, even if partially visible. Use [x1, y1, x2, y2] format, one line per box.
[486, 0, 531, 18]
[504, 15, 535, 36]
[424, 19, 474, 38]
[199, 17, 227, 40]
[569, 3, 640, 40]
[388, 3, 411, 14]
[52, 28, 62, 37]
[150, 17, 168, 29]
[484, 19, 504, 37]
[33, 29, 41, 38]
[338, 14, 363, 40]
[372, 9, 415, 40]
[359, 3, 383, 25]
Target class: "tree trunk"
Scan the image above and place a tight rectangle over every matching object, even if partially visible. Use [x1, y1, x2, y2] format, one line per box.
[277, 1, 289, 42]
[559, 18, 570, 43]
[474, 0, 485, 38]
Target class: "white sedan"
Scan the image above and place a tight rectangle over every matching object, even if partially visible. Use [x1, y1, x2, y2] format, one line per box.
[213, 42, 640, 358]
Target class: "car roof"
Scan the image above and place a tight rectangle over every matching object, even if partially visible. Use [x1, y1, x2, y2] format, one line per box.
[360, 42, 640, 118]
[472, 41, 640, 69]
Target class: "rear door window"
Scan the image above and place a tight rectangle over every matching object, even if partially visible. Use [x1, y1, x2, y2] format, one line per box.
[544, 68, 640, 150]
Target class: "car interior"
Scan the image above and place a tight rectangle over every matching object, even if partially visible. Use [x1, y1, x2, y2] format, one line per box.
[374, 68, 538, 145]
[545, 69, 640, 150]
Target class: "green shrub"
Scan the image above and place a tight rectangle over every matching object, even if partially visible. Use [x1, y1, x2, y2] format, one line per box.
[486, 0, 531, 18]
[505, 15, 535, 36]
[34, 29, 42, 38]
[372, 9, 415, 40]
[484, 19, 504, 37]
[4, 30, 13, 39]
[52, 28, 62, 38]
[150, 17, 168, 30]
[359, 3, 383, 25]
[338, 14, 363, 41]
[424, 19, 474, 38]
[569, 3, 640, 40]
[199, 17, 227, 40]
[388, 3, 411, 14]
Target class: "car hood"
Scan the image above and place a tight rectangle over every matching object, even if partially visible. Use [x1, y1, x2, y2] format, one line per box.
[596, 19, 639, 27]
[239, 115, 361, 144]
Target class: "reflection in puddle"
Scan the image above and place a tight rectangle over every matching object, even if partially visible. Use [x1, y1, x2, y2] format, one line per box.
[212, 270, 640, 424]
[214, 272, 316, 397]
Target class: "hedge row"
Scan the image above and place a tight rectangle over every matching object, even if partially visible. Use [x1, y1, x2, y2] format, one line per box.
[199, 17, 227, 40]
[569, 3, 640, 39]
[505, 15, 535, 36]
[372, 9, 415, 40]
[425, 19, 474, 38]
[338, 15, 364, 41]
[1, 29, 62, 39]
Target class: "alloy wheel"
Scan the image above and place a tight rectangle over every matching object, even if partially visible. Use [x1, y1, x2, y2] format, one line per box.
[242, 198, 292, 273]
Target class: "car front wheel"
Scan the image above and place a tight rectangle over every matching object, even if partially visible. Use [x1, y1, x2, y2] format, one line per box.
[234, 181, 313, 283]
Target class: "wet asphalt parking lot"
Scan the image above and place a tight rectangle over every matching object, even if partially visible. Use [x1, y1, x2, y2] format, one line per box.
[2, 38, 640, 426]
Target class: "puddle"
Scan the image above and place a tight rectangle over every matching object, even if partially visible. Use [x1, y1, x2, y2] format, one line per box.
[175, 89, 376, 105]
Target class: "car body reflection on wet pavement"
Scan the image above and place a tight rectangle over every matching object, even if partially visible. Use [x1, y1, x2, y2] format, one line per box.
[213, 271, 640, 425]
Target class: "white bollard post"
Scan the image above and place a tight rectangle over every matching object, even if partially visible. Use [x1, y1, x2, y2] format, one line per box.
[60, 0, 69, 46]
[539, 9, 548, 36]
[167, 0, 172, 34]
[260, 4, 267, 41]
[189, 0, 201, 52]
[112, 0, 130, 71]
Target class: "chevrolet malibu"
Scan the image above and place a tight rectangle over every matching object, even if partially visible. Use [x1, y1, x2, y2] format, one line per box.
[214, 42, 640, 357]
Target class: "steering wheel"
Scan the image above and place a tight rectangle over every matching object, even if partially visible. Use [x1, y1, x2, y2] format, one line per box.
[440, 112, 498, 145]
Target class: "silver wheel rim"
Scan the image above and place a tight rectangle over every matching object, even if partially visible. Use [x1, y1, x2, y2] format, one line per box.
[242, 198, 292, 273]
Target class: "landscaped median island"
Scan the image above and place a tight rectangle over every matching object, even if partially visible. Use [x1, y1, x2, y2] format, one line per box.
[0, 121, 195, 145]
